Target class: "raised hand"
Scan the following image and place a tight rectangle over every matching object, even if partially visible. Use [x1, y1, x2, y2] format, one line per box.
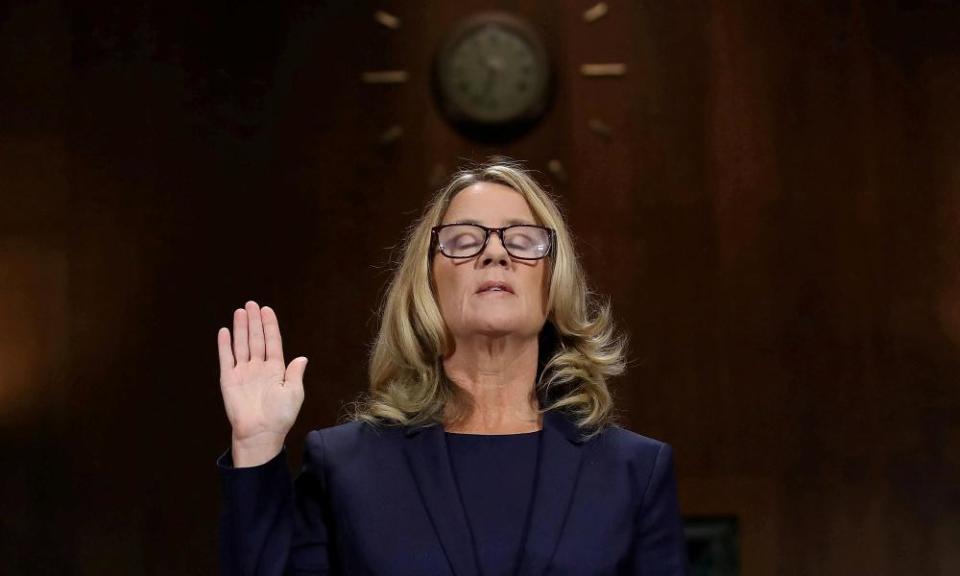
[218, 301, 308, 467]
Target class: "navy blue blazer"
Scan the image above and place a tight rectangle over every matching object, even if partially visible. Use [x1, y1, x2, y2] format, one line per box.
[218, 409, 687, 575]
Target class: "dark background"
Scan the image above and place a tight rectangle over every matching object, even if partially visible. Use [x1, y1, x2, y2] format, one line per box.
[2, 1, 959, 574]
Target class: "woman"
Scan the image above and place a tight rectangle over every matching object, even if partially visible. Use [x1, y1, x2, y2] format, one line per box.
[216, 159, 687, 575]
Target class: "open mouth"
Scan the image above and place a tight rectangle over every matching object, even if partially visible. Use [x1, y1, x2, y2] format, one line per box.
[476, 281, 514, 294]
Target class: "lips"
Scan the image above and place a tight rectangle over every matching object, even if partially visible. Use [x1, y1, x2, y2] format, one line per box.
[476, 280, 514, 294]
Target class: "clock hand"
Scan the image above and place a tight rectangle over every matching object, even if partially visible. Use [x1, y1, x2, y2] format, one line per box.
[480, 56, 504, 95]
[485, 56, 504, 73]
[481, 59, 497, 94]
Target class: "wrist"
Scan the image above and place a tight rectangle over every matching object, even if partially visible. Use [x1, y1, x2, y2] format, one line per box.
[231, 432, 285, 468]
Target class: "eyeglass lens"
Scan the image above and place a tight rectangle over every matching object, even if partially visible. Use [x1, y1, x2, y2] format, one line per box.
[436, 224, 551, 259]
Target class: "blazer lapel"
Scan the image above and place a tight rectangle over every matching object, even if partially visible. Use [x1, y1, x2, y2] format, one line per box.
[403, 423, 480, 576]
[516, 409, 587, 576]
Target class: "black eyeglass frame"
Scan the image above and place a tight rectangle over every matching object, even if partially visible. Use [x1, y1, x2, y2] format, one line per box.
[430, 223, 556, 261]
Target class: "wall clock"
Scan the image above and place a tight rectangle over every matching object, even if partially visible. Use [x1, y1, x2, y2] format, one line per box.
[432, 11, 553, 142]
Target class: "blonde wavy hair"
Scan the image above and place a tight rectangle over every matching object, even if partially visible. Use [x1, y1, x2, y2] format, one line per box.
[350, 158, 626, 437]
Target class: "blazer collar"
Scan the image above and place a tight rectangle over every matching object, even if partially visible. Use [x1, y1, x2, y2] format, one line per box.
[402, 409, 588, 576]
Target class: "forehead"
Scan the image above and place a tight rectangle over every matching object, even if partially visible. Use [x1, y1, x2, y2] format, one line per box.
[442, 182, 537, 225]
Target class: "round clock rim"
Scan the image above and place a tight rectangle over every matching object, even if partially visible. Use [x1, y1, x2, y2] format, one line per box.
[432, 10, 554, 129]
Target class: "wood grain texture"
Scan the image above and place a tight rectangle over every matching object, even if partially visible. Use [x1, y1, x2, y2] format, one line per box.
[1, 1, 958, 573]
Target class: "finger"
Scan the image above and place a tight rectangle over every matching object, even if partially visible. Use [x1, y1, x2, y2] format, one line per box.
[246, 300, 266, 361]
[261, 306, 284, 363]
[285, 357, 308, 387]
[217, 327, 235, 372]
[233, 308, 249, 363]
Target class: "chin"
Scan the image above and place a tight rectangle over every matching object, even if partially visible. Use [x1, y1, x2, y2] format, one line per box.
[468, 317, 539, 338]
[472, 325, 518, 338]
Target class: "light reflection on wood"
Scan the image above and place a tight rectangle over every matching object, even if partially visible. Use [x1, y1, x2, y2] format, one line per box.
[361, 70, 409, 84]
[583, 2, 609, 23]
[0, 241, 68, 426]
[379, 124, 403, 146]
[374, 10, 401, 30]
[580, 63, 627, 77]
[588, 118, 614, 138]
[547, 159, 567, 182]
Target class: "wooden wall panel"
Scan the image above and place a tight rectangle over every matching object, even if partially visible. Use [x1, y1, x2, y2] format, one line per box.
[1, 1, 958, 573]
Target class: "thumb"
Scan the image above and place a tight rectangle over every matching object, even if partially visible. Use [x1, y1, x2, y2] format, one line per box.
[285, 356, 308, 385]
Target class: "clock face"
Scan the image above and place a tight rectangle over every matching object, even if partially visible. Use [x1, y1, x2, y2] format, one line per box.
[434, 13, 551, 132]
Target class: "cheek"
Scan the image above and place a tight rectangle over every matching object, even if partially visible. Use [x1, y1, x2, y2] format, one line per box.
[432, 262, 465, 315]
[523, 265, 550, 317]
[539, 269, 550, 314]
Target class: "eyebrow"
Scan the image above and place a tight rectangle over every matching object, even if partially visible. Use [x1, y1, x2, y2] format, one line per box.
[448, 218, 536, 226]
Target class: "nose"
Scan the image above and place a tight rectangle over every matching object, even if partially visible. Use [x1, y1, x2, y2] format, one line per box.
[480, 230, 509, 267]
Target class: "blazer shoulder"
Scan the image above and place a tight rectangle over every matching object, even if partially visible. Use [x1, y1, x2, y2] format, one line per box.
[592, 424, 673, 467]
[591, 426, 678, 513]
[304, 419, 406, 466]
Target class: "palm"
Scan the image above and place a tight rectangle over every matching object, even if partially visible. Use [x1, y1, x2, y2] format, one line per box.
[217, 302, 307, 444]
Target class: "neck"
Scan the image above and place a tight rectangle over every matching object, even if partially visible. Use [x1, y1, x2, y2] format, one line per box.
[442, 334, 542, 434]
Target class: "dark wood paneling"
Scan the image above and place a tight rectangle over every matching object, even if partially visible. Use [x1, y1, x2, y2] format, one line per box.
[1, 1, 958, 573]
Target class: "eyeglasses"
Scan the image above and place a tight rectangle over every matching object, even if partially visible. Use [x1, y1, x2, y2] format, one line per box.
[431, 223, 555, 260]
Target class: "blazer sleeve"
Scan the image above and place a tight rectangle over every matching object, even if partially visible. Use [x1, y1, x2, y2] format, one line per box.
[217, 430, 335, 576]
[628, 442, 688, 576]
